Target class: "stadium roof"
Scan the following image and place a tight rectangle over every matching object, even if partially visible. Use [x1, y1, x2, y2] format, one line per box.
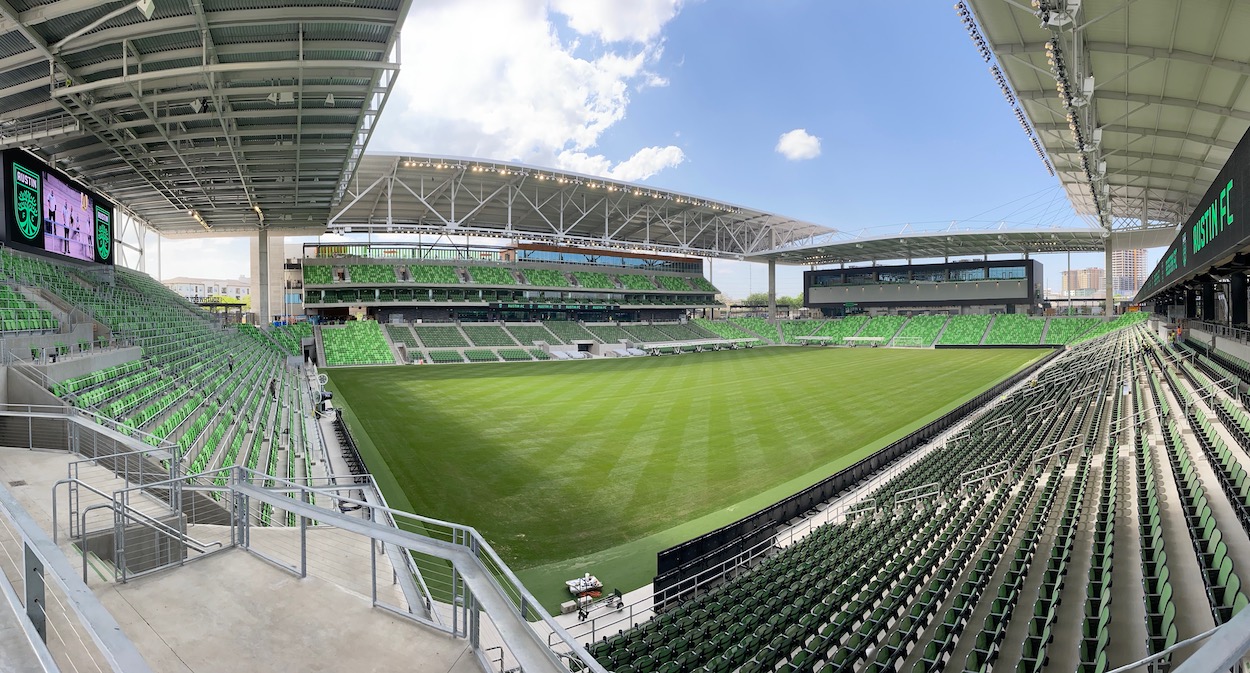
[746, 224, 1174, 266]
[325, 153, 836, 260]
[0, 0, 409, 234]
[964, 0, 1250, 234]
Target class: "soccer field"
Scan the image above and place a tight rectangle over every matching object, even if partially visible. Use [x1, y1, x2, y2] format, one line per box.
[327, 346, 1046, 609]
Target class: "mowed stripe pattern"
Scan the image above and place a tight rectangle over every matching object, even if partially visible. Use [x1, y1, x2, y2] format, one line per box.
[328, 347, 1044, 569]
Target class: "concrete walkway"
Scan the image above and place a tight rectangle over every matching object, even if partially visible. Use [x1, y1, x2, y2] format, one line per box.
[97, 548, 479, 673]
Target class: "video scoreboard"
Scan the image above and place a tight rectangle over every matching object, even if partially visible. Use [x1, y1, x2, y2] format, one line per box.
[1, 150, 113, 266]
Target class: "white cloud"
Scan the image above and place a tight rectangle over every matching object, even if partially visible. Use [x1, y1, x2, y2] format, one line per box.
[775, 128, 822, 161]
[551, 0, 684, 43]
[368, 0, 684, 180]
[557, 145, 685, 181]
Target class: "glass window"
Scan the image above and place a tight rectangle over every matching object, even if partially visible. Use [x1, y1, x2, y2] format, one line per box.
[988, 266, 1026, 279]
[951, 267, 986, 281]
[844, 270, 875, 285]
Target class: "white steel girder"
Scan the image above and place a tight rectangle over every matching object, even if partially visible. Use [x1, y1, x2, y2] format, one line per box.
[326, 161, 825, 259]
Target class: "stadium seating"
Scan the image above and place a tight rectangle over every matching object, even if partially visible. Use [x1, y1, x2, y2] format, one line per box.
[504, 324, 560, 345]
[467, 266, 515, 285]
[464, 349, 500, 362]
[1074, 311, 1150, 343]
[497, 348, 533, 361]
[409, 265, 461, 284]
[384, 324, 420, 348]
[693, 319, 757, 343]
[731, 317, 778, 342]
[656, 323, 717, 340]
[426, 350, 464, 364]
[935, 314, 993, 345]
[982, 314, 1044, 345]
[587, 324, 633, 343]
[412, 324, 470, 348]
[543, 321, 597, 343]
[461, 324, 518, 347]
[621, 324, 673, 342]
[777, 319, 825, 344]
[348, 265, 397, 284]
[654, 275, 691, 292]
[528, 348, 552, 360]
[857, 315, 907, 342]
[892, 314, 948, 346]
[522, 268, 570, 287]
[809, 315, 868, 343]
[572, 271, 615, 289]
[269, 323, 306, 356]
[689, 275, 719, 293]
[587, 322, 1182, 673]
[302, 264, 334, 285]
[617, 274, 656, 291]
[321, 321, 395, 366]
[1043, 317, 1099, 344]
[1, 249, 318, 516]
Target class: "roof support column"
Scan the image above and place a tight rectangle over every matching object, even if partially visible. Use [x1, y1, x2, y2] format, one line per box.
[1187, 288, 1199, 321]
[1231, 274, 1247, 327]
[767, 259, 777, 323]
[1104, 238, 1114, 319]
[256, 229, 270, 327]
[1202, 281, 1217, 322]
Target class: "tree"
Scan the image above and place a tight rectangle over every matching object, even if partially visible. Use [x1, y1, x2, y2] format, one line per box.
[743, 292, 770, 307]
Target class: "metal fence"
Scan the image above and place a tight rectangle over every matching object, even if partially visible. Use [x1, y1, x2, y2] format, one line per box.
[0, 481, 153, 673]
[79, 464, 604, 673]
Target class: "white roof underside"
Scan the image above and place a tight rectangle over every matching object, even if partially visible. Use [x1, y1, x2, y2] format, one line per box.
[0, 0, 409, 233]
[967, 0, 1250, 233]
[747, 225, 1173, 266]
[325, 153, 835, 259]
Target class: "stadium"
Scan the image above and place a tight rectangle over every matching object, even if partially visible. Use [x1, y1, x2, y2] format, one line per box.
[2, 1, 1250, 673]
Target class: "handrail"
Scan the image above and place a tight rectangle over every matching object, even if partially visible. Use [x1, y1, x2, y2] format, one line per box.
[1107, 624, 1220, 673]
[0, 551, 59, 672]
[53, 478, 221, 553]
[118, 464, 606, 673]
[0, 484, 155, 673]
[0, 386, 180, 458]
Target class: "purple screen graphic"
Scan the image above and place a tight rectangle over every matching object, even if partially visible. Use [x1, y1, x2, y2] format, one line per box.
[42, 171, 95, 262]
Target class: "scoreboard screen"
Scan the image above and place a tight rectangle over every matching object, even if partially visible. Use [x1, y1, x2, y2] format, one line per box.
[2, 150, 113, 265]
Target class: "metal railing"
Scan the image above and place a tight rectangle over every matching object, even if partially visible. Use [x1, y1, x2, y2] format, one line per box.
[46, 453, 599, 673]
[0, 481, 153, 673]
[1190, 320, 1250, 345]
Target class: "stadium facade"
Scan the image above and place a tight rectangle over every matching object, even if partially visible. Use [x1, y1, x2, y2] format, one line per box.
[2, 1, 1250, 673]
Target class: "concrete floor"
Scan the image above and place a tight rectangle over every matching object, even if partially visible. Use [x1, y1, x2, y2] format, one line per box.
[0, 446, 494, 673]
[97, 548, 479, 673]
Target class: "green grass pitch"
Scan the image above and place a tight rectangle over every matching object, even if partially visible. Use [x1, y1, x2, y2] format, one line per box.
[327, 346, 1046, 612]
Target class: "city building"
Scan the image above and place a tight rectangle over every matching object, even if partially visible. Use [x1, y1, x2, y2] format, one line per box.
[162, 276, 252, 305]
[1061, 267, 1104, 297]
[1112, 248, 1148, 295]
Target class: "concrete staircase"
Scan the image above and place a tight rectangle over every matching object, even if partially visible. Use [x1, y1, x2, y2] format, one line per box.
[978, 315, 997, 346]
[930, 315, 953, 345]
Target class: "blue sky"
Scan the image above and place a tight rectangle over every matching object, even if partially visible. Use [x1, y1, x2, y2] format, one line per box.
[155, 0, 1155, 297]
